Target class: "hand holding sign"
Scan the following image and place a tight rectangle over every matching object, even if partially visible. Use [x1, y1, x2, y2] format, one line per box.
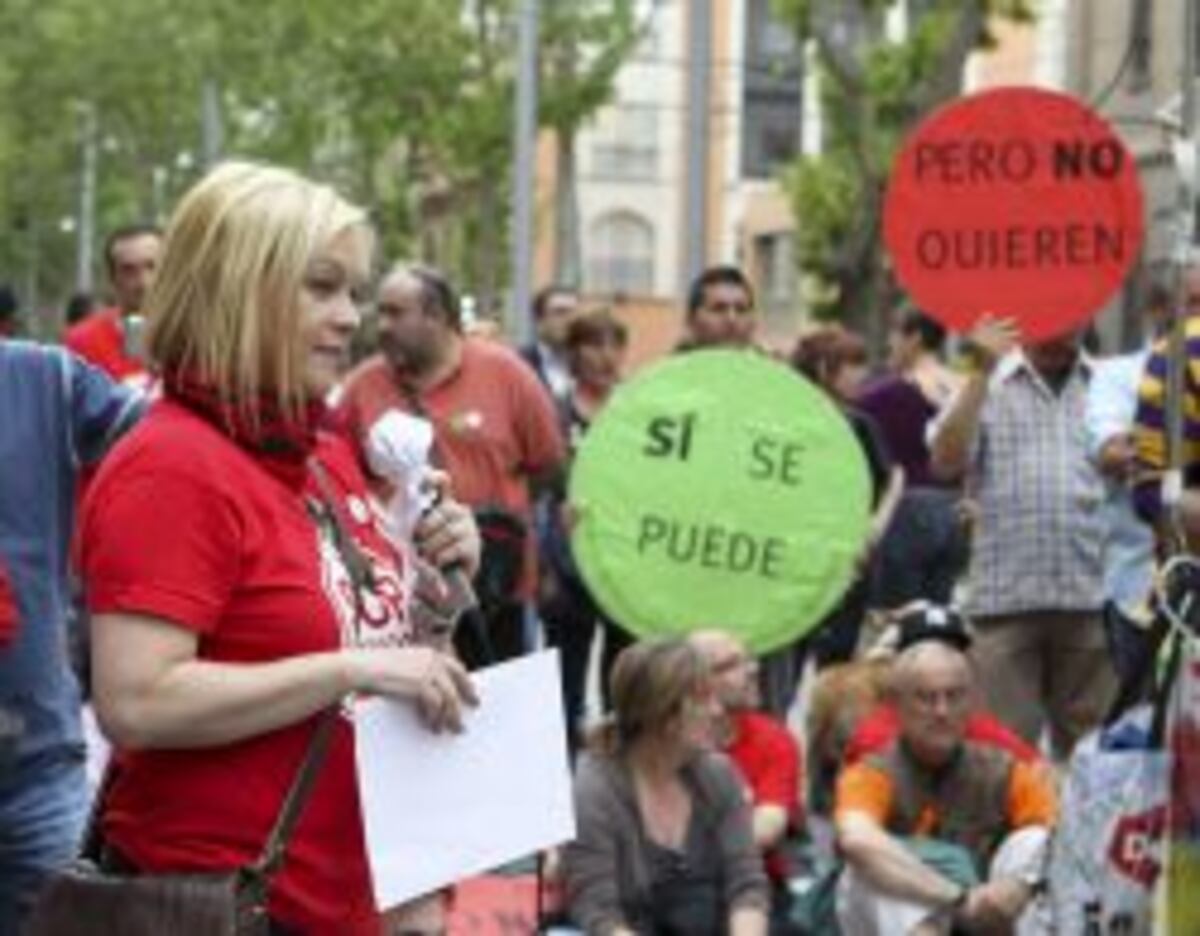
[962, 315, 1021, 373]
[884, 87, 1144, 340]
[569, 351, 872, 653]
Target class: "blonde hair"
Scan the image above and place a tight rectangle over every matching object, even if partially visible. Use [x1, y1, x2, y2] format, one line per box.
[589, 638, 710, 755]
[145, 160, 369, 415]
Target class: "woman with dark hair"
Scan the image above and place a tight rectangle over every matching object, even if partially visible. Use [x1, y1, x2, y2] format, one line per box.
[540, 310, 633, 755]
[563, 638, 769, 935]
[857, 309, 969, 610]
[789, 325, 903, 666]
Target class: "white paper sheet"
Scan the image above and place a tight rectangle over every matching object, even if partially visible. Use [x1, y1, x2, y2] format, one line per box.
[354, 649, 576, 909]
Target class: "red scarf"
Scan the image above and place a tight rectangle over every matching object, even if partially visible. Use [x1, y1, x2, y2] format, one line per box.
[163, 370, 326, 490]
[0, 560, 17, 648]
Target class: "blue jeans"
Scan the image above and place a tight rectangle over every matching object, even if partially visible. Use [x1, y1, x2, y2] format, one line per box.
[876, 487, 968, 609]
[0, 754, 88, 936]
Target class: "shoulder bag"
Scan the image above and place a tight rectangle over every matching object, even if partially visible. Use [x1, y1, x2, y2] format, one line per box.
[28, 457, 365, 935]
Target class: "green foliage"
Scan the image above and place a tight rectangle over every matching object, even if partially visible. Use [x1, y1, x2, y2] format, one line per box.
[539, 0, 638, 134]
[0, 0, 637, 326]
[782, 158, 858, 275]
[782, 157, 860, 318]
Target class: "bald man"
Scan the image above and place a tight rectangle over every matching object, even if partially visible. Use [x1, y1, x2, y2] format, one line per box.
[691, 630, 802, 927]
[833, 631, 1057, 935]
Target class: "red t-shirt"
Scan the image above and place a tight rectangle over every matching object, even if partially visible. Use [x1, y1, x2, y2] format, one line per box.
[336, 342, 565, 598]
[81, 399, 415, 935]
[844, 704, 1039, 765]
[726, 711, 802, 882]
[63, 307, 147, 385]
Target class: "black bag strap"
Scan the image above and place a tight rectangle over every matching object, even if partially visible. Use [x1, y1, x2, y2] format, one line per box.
[249, 708, 338, 879]
[82, 678, 337, 886]
[247, 457, 376, 880]
[79, 458, 358, 899]
[308, 458, 375, 615]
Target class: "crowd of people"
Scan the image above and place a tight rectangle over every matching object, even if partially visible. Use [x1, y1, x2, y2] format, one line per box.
[0, 156, 1188, 935]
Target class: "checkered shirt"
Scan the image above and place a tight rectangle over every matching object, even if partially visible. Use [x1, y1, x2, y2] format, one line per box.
[952, 352, 1105, 617]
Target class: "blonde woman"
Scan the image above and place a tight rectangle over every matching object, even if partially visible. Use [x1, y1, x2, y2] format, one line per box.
[78, 162, 479, 935]
[563, 638, 769, 935]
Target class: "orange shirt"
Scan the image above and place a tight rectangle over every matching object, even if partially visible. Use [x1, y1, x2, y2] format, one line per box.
[835, 749, 1057, 837]
[336, 340, 565, 598]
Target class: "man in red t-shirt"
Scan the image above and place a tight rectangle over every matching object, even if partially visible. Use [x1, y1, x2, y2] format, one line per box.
[691, 628, 802, 917]
[0, 283, 18, 338]
[64, 225, 162, 387]
[336, 264, 565, 664]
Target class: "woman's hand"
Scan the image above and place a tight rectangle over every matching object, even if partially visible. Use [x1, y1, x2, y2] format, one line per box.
[345, 646, 478, 733]
[415, 472, 481, 577]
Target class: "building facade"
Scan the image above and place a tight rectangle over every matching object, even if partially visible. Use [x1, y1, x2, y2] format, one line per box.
[534, 0, 1183, 364]
[533, 0, 808, 364]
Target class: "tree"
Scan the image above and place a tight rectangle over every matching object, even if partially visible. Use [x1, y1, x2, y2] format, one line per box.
[540, 0, 639, 287]
[0, 1, 639, 331]
[772, 0, 1033, 342]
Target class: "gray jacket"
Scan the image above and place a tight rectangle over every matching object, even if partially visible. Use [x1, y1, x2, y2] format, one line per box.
[563, 750, 769, 934]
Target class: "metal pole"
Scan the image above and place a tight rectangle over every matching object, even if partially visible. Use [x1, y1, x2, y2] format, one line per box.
[683, 0, 712, 295]
[200, 77, 224, 170]
[1165, 0, 1199, 553]
[510, 0, 540, 345]
[76, 102, 97, 293]
[1190, 0, 1200, 214]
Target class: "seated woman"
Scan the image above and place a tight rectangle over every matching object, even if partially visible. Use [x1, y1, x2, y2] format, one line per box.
[562, 638, 769, 935]
[78, 161, 480, 935]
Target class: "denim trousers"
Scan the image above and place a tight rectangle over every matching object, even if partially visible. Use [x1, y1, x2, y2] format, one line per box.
[0, 753, 88, 936]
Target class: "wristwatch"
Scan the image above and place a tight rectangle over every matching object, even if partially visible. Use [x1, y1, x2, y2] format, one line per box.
[1019, 869, 1047, 896]
[946, 885, 970, 913]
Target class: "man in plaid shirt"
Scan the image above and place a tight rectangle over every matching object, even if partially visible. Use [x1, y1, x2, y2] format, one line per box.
[929, 317, 1114, 761]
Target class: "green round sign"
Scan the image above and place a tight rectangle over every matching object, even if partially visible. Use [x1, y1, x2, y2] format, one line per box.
[569, 350, 872, 654]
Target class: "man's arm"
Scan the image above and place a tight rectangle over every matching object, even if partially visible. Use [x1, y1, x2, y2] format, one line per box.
[928, 317, 1019, 482]
[951, 759, 1056, 930]
[744, 719, 801, 851]
[64, 350, 144, 466]
[508, 356, 567, 494]
[959, 824, 1050, 930]
[751, 804, 789, 852]
[835, 811, 963, 907]
[1086, 356, 1142, 481]
[728, 904, 767, 936]
[1129, 332, 1200, 546]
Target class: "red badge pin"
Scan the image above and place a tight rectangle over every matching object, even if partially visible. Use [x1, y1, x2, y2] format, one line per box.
[884, 86, 1144, 341]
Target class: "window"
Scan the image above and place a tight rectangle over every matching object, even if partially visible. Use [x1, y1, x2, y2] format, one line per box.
[587, 211, 655, 294]
[742, 0, 803, 178]
[590, 105, 658, 180]
[754, 232, 797, 320]
[633, 0, 669, 59]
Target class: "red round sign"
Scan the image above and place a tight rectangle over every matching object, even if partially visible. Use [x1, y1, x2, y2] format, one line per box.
[883, 87, 1144, 341]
